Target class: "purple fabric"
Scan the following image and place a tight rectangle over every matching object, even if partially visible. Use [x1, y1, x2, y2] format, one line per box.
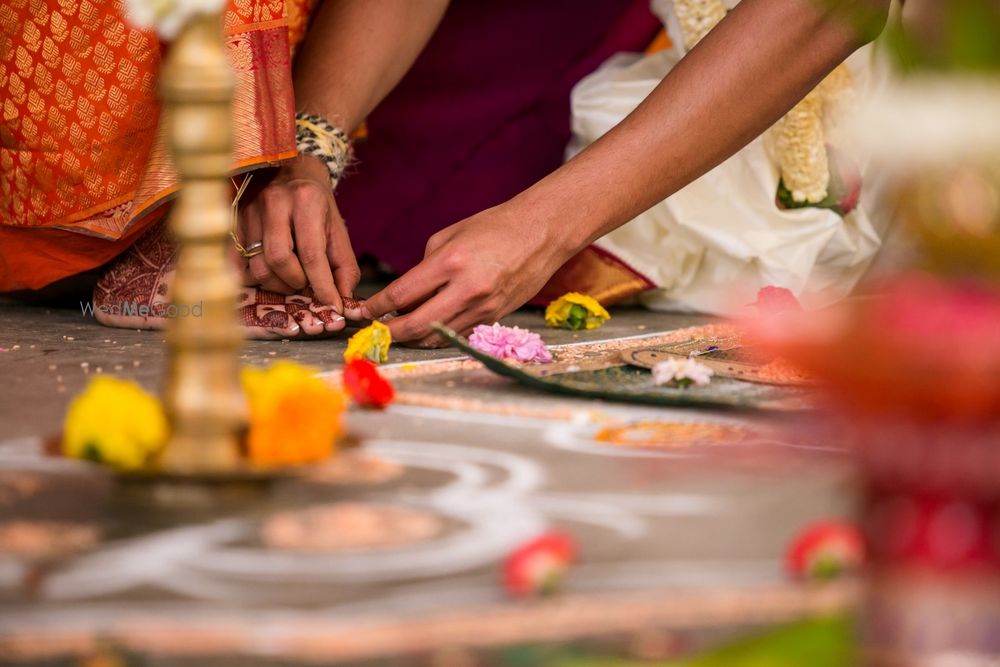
[337, 0, 660, 274]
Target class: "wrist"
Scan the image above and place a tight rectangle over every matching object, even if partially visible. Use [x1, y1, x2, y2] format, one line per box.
[274, 154, 331, 186]
[509, 178, 606, 263]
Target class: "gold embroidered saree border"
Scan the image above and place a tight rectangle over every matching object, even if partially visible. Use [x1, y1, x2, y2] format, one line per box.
[2, 4, 298, 242]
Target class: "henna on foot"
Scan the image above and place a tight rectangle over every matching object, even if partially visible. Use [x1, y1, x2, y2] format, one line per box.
[93, 224, 356, 339]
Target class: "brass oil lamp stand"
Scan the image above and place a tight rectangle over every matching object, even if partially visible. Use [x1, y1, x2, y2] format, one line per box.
[157, 13, 246, 474]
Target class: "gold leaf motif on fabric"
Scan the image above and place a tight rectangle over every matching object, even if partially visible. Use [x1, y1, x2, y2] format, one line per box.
[84, 68, 106, 101]
[49, 9, 69, 42]
[93, 41, 113, 74]
[33, 61, 54, 94]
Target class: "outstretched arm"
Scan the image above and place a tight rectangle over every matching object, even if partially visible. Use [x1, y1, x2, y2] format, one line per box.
[362, 0, 890, 344]
[292, 0, 450, 134]
[238, 0, 448, 316]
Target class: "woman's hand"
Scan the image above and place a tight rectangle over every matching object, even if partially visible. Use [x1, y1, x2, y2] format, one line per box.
[237, 155, 361, 313]
[360, 203, 578, 346]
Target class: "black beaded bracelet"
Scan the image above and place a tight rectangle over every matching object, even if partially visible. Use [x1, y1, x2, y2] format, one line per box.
[294, 112, 351, 189]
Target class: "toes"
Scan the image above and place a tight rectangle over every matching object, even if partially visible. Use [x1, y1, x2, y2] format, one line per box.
[309, 305, 346, 333]
[254, 289, 289, 306]
[239, 305, 302, 338]
[287, 306, 325, 336]
[257, 307, 292, 330]
[286, 294, 313, 307]
[238, 287, 341, 338]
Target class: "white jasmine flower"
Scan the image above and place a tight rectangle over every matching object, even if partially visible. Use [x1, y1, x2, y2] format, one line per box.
[124, 0, 226, 40]
[652, 357, 714, 388]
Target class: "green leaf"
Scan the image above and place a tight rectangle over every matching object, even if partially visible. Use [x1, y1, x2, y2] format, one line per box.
[776, 180, 839, 213]
[877, 0, 1000, 73]
[809, 554, 847, 581]
[948, 0, 1000, 71]
[674, 615, 855, 667]
[567, 304, 589, 331]
[82, 442, 103, 464]
[546, 615, 855, 667]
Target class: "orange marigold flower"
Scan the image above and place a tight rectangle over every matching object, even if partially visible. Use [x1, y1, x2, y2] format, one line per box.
[241, 361, 345, 467]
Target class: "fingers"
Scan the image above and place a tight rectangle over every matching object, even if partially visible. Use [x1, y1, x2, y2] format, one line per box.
[237, 205, 261, 286]
[381, 291, 459, 343]
[341, 295, 367, 322]
[385, 282, 499, 344]
[360, 259, 447, 322]
[411, 299, 499, 348]
[241, 206, 296, 294]
[290, 186, 340, 310]
[261, 188, 308, 292]
[423, 228, 451, 258]
[327, 203, 361, 302]
[283, 294, 329, 336]
[239, 171, 362, 312]
[307, 302, 347, 333]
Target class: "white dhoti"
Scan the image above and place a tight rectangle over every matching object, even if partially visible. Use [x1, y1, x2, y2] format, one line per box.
[568, 1, 890, 313]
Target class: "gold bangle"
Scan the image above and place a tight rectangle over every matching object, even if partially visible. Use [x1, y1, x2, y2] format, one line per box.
[229, 173, 259, 258]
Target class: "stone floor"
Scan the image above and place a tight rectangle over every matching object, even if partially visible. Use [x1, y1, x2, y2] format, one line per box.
[0, 297, 857, 665]
[0, 299, 706, 439]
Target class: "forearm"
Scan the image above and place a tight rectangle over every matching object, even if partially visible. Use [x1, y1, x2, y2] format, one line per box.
[517, 0, 888, 254]
[292, 0, 449, 131]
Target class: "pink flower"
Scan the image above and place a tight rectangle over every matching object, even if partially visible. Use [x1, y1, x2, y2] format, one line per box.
[468, 323, 553, 364]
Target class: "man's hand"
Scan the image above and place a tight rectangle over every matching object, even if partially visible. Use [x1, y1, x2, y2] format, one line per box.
[238, 155, 361, 315]
[360, 204, 576, 347]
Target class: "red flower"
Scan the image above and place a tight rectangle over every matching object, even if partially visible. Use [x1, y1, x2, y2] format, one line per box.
[342, 358, 395, 409]
[751, 275, 1000, 420]
[786, 520, 865, 580]
[502, 532, 577, 598]
[755, 286, 803, 316]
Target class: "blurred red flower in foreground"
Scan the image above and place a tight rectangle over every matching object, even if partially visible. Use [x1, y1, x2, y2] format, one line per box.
[503, 532, 577, 598]
[786, 520, 865, 580]
[750, 273, 1000, 420]
[342, 358, 395, 409]
[754, 286, 803, 316]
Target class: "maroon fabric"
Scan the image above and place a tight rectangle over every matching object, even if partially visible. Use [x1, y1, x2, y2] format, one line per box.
[337, 0, 660, 274]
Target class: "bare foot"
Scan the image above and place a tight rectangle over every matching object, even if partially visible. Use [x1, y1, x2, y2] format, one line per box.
[93, 223, 355, 340]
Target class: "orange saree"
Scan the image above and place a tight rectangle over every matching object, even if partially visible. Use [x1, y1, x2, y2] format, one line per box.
[0, 0, 314, 291]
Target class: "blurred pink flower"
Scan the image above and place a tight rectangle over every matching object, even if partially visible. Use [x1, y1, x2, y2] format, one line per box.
[468, 323, 553, 364]
[875, 274, 1000, 353]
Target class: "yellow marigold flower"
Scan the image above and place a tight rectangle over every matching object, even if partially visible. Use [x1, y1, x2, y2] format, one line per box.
[241, 361, 345, 467]
[63, 376, 168, 470]
[344, 321, 392, 363]
[545, 292, 611, 331]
